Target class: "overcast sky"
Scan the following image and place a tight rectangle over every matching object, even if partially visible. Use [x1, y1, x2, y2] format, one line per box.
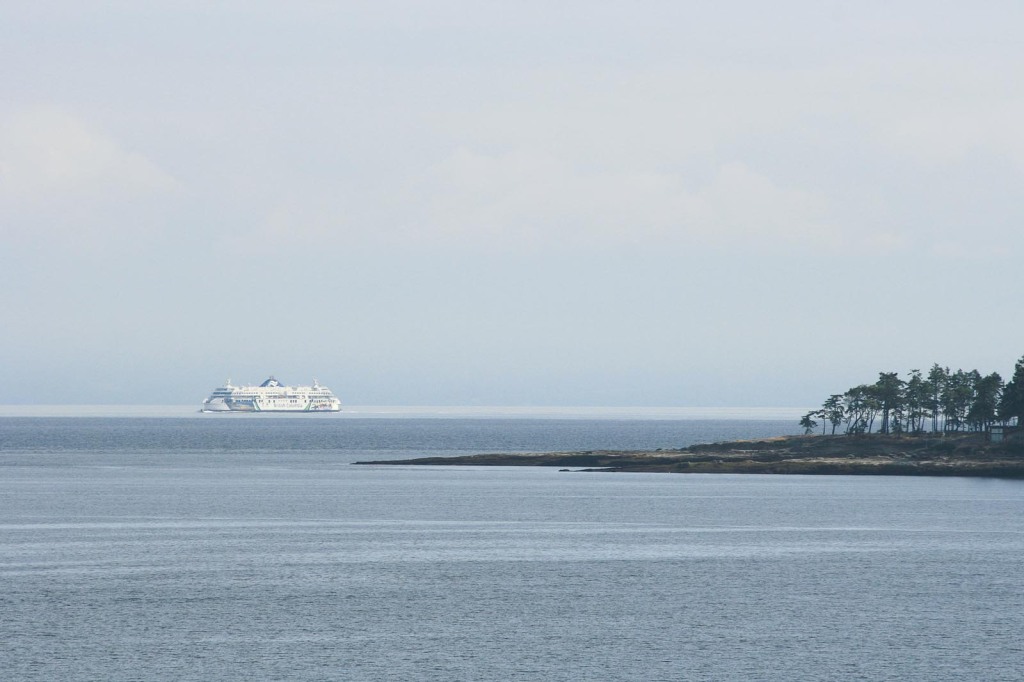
[3, 1, 1023, 406]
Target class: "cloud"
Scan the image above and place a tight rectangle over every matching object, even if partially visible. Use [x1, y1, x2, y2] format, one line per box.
[929, 239, 1012, 260]
[849, 60, 1024, 168]
[413, 147, 839, 251]
[0, 107, 179, 202]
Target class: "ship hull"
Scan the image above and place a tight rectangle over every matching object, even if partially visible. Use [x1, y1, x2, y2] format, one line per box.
[201, 398, 233, 412]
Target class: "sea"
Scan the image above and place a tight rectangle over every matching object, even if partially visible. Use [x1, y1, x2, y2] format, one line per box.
[2, 407, 1023, 681]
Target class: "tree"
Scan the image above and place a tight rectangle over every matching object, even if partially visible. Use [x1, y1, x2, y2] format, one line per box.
[874, 372, 905, 435]
[843, 385, 877, 434]
[799, 412, 819, 435]
[822, 394, 845, 435]
[943, 370, 976, 432]
[926, 364, 948, 432]
[905, 369, 930, 434]
[967, 372, 1002, 432]
[999, 356, 1024, 426]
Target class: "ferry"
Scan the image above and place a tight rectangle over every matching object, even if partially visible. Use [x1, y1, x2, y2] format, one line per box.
[201, 376, 342, 412]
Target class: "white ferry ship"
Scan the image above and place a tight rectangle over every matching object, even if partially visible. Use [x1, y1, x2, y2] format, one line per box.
[201, 376, 342, 412]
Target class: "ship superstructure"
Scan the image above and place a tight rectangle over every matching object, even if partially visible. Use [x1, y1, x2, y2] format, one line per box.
[201, 376, 341, 412]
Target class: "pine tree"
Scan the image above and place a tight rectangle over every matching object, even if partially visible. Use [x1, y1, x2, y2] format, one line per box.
[999, 356, 1024, 426]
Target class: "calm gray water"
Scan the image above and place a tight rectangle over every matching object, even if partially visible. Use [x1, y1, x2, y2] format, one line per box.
[2, 417, 1023, 680]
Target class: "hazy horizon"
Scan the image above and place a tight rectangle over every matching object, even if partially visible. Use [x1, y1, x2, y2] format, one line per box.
[0, 404, 814, 421]
[4, 2, 1023, 406]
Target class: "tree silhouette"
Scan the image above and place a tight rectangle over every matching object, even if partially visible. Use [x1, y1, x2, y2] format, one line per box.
[999, 356, 1024, 426]
[822, 394, 845, 435]
[874, 372, 904, 435]
[926, 364, 948, 432]
[804, 355, 1023, 435]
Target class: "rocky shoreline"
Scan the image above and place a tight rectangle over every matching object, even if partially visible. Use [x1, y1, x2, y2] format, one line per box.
[354, 433, 1024, 478]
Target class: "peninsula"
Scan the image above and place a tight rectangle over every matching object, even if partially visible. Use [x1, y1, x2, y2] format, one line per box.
[354, 433, 1024, 478]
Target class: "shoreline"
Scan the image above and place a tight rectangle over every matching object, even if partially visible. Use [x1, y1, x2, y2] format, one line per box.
[354, 433, 1024, 478]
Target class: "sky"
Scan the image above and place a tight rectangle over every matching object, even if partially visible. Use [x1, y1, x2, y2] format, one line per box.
[3, 1, 1024, 406]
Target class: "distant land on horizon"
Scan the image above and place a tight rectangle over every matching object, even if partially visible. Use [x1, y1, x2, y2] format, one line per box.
[0, 405, 813, 420]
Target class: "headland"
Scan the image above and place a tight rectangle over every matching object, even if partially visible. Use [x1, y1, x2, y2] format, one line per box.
[354, 433, 1024, 478]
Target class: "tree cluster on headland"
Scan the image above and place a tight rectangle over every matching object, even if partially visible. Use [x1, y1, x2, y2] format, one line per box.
[358, 359, 1024, 477]
[355, 356, 1024, 478]
[801, 356, 1024, 436]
